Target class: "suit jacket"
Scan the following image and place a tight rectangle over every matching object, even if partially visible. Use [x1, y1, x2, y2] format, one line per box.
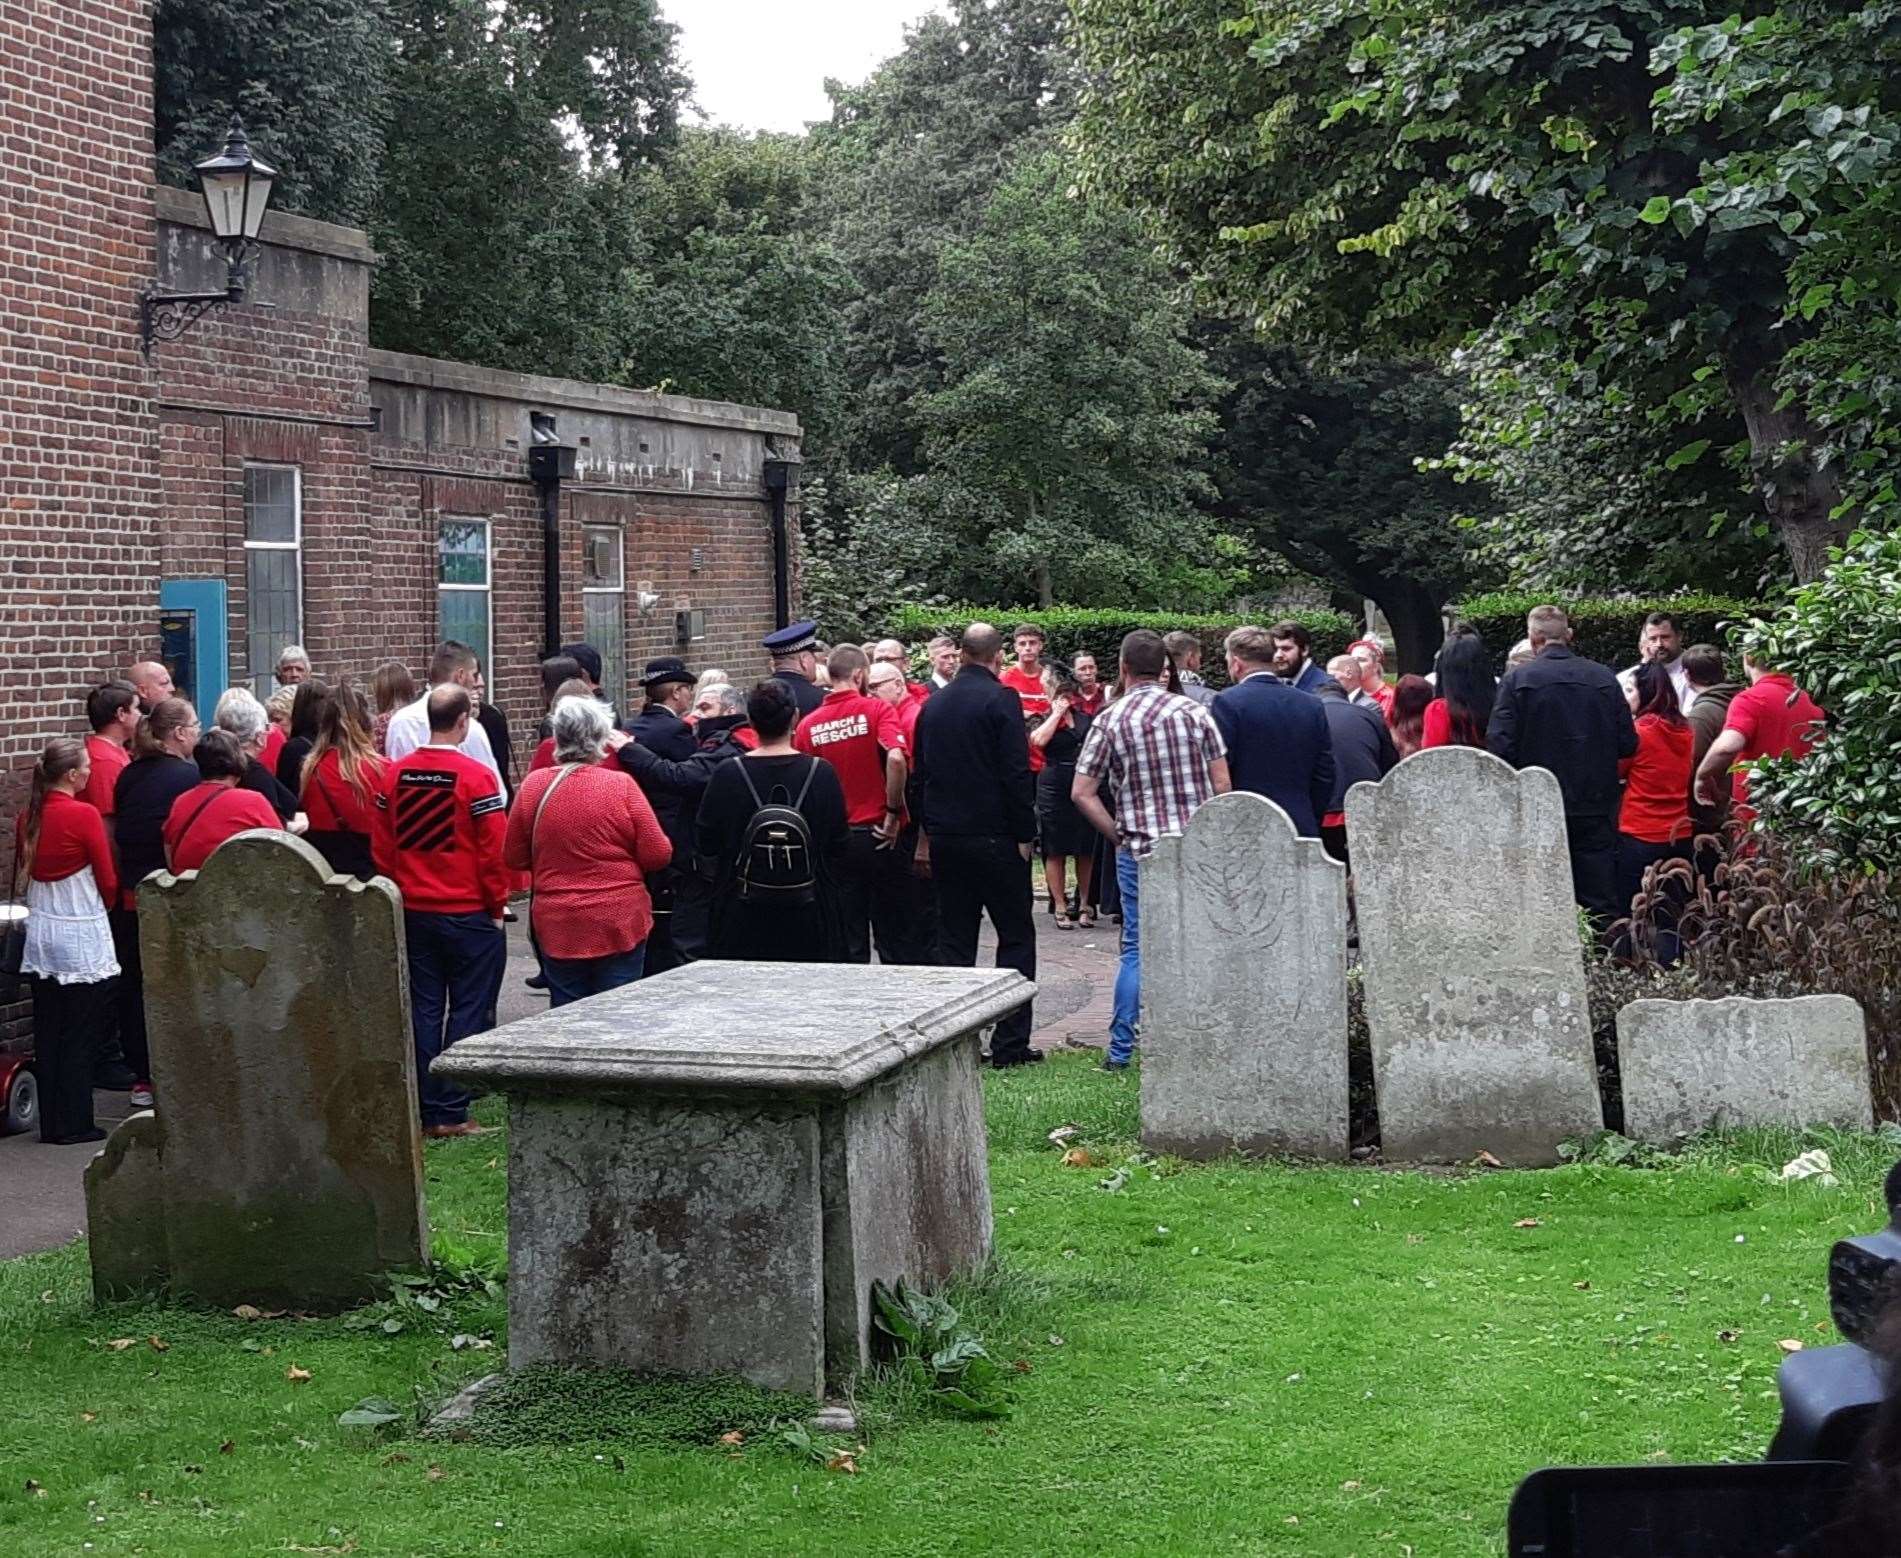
[1317, 688, 1399, 813]
[1286, 659, 1329, 695]
[1210, 671, 1334, 838]
[1486, 645, 1638, 817]
[913, 665, 1036, 841]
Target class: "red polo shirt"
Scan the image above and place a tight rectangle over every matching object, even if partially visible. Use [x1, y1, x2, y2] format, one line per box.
[81, 735, 132, 818]
[794, 688, 905, 826]
[1722, 673, 1824, 812]
[1000, 664, 1052, 773]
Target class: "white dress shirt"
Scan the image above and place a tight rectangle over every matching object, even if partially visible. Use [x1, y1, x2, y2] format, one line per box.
[1618, 656, 1696, 716]
[383, 692, 501, 779]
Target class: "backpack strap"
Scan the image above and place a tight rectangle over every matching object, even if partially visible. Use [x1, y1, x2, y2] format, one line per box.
[792, 756, 818, 809]
[736, 757, 767, 811]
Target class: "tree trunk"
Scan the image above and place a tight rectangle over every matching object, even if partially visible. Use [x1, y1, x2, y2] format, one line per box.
[1725, 354, 1854, 583]
[1369, 579, 1447, 676]
[1027, 488, 1054, 606]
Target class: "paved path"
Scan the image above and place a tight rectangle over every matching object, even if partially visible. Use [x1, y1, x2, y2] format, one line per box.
[0, 914, 1118, 1261]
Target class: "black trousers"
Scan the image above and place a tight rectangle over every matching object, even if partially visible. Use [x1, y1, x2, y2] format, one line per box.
[872, 825, 938, 966]
[1567, 812, 1620, 932]
[641, 869, 688, 978]
[34, 974, 113, 1141]
[931, 834, 1036, 1061]
[833, 827, 878, 965]
[107, 908, 147, 1082]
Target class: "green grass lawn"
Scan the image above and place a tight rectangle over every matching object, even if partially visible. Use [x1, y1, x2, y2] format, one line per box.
[3, 1053, 1892, 1557]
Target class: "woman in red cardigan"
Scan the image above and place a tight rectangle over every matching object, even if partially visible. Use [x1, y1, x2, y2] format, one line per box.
[505, 694, 672, 1007]
[162, 729, 283, 874]
[13, 737, 120, 1143]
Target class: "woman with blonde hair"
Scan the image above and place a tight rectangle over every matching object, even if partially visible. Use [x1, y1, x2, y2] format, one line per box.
[301, 676, 388, 879]
[12, 737, 119, 1142]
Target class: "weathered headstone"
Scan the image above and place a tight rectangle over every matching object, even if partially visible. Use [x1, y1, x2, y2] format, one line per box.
[1619, 995, 1872, 1144]
[1345, 748, 1603, 1165]
[432, 963, 1030, 1399]
[84, 831, 428, 1306]
[1142, 791, 1348, 1159]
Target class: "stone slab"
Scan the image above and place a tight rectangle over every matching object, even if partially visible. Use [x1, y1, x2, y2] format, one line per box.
[1345, 748, 1603, 1165]
[105, 832, 428, 1308]
[1141, 792, 1349, 1160]
[1619, 995, 1873, 1144]
[84, 1111, 167, 1299]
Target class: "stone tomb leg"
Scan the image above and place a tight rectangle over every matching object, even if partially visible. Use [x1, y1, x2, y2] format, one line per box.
[85, 831, 428, 1307]
[1345, 748, 1603, 1166]
[1142, 792, 1348, 1160]
[433, 963, 1030, 1399]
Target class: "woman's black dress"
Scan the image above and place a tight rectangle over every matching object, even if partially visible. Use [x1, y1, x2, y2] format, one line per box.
[694, 754, 849, 962]
[1036, 710, 1095, 857]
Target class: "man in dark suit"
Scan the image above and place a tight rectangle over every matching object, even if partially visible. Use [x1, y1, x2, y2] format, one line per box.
[1316, 658, 1399, 866]
[1211, 626, 1335, 838]
[913, 621, 1040, 1068]
[1269, 620, 1330, 694]
[629, 657, 699, 760]
[1486, 603, 1638, 927]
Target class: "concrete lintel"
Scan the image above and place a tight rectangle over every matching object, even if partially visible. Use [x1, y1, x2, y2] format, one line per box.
[368, 348, 803, 439]
[154, 184, 377, 266]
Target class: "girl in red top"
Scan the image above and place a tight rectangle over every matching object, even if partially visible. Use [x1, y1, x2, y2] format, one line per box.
[1388, 675, 1434, 758]
[300, 677, 388, 881]
[1616, 660, 1694, 939]
[505, 695, 672, 1006]
[163, 730, 284, 874]
[1421, 629, 1495, 750]
[12, 737, 120, 1143]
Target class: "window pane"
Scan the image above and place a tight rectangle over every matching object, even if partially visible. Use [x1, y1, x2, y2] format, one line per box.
[583, 526, 622, 589]
[440, 589, 490, 676]
[439, 518, 489, 586]
[245, 466, 297, 543]
[248, 546, 301, 696]
[584, 589, 625, 714]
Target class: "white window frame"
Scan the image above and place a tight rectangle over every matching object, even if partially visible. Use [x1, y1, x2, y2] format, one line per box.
[582, 523, 626, 706]
[437, 515, 493, 677]
[243, 463, 303, 697]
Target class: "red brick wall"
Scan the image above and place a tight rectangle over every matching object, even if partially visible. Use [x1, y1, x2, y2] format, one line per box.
[0, 0, 159, 1045]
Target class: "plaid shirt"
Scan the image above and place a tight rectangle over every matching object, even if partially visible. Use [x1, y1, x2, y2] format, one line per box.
[1075, 682, 1226, 859]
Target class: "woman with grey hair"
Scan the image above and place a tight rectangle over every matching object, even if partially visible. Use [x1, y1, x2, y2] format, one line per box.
[504, 695, 672, 1006]
[213, 687, 301, 827]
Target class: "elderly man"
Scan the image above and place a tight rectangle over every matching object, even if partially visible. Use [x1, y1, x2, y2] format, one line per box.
[1487, 604, 1637, 927]
[275, 645, 312, 688]
[1616, 613, 1695, 715]
[128, 659, 174, 712]
[873, 638, 929, 704]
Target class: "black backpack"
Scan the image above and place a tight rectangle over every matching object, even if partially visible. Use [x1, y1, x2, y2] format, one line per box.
[732, 759, 820, 905]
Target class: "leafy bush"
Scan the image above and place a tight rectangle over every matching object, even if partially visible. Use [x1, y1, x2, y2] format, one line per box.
[870, 1277, 1012, 1419]
[1450, 592, 1760, 673]
[1740, 531, 1893, 871]
[1615, 830, 1901, 1119]
[884, 604, 1357, 684]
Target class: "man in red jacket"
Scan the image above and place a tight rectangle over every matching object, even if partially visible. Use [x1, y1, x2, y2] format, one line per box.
[373, 685, 510, 1137]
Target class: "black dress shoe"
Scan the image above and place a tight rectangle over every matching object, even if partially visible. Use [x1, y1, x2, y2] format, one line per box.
[525, 973, 548, 991]
[48, 1128, 108, 1146]
[991, 1050, 1047, 1070]
[92, 1066, 137, 1091]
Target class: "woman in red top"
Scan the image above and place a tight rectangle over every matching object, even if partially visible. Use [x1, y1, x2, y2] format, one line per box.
[1388, 674, 1434, 758]
[1616, 660, 1695, 942]
[1348, 639, 1396, 720]
[504, 694, 672, 1007]
[13, 737, 120, 1143]
[163, 730, 284, 874]
[1421, 629, 1495, 750]
[300, 677, 387, 881]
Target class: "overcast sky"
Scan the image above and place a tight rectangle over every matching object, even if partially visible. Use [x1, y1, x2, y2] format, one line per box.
[665, 0, 946, 135]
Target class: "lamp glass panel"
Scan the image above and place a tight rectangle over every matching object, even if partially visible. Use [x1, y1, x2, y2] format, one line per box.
[202, 173, 248, 240]
[241, 171, 275, 239]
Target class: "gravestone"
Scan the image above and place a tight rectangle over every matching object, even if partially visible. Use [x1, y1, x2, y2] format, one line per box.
[1142, 791, 1348, 1159]
[432, 963, 1030, 1399]
[1345, 748, 1602, 1165]
[1619, 995, 1872, 1144]
[84, 832, 428, 1306]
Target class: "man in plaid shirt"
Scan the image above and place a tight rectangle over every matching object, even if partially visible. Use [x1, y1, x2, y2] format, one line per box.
[1073, 630, 1231, 1070]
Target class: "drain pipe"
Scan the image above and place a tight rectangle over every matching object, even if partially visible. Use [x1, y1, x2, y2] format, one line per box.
[763, 450, 801, 631]
[528, 434, 576, 658]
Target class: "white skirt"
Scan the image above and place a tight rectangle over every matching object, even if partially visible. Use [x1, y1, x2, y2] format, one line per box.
[20, 867, 119, 985]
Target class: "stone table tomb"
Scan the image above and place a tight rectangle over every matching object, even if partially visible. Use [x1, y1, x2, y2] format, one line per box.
[432, 963, 1032, 1399]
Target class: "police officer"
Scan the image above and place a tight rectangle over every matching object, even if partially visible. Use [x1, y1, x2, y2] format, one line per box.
[763, 621, 826, 718]
[631, 657, 699, 760]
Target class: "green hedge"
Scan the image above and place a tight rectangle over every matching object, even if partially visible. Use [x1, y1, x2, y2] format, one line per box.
[1449, 592, 1764, 674]
[884, 604, 1358, 687]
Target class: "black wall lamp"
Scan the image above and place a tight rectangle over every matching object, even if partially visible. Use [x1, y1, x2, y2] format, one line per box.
[141, 113, 278, 356]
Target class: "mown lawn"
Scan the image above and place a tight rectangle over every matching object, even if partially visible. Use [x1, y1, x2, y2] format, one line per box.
[2, 1053, 1892, 1557]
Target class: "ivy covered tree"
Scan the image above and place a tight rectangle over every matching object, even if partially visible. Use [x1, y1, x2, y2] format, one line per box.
[155, 0, 391, 226]
[917, 155, 1224, 606]
[1071, 0, 1901, 581]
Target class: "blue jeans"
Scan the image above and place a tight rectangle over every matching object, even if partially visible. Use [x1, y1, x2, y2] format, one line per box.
[1107, 848, 1142, 1065]
[404, 910, 507, 1126]
[543, 943, 647, 1008]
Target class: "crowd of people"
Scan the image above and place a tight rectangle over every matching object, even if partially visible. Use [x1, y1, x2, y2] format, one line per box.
[6, 605, 1826, 1144]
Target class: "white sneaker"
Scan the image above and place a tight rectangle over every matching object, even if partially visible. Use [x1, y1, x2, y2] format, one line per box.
[129, 1083, 154, 1110]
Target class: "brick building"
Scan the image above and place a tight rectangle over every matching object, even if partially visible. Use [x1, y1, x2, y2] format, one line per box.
[1, 0, 802, 1047]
